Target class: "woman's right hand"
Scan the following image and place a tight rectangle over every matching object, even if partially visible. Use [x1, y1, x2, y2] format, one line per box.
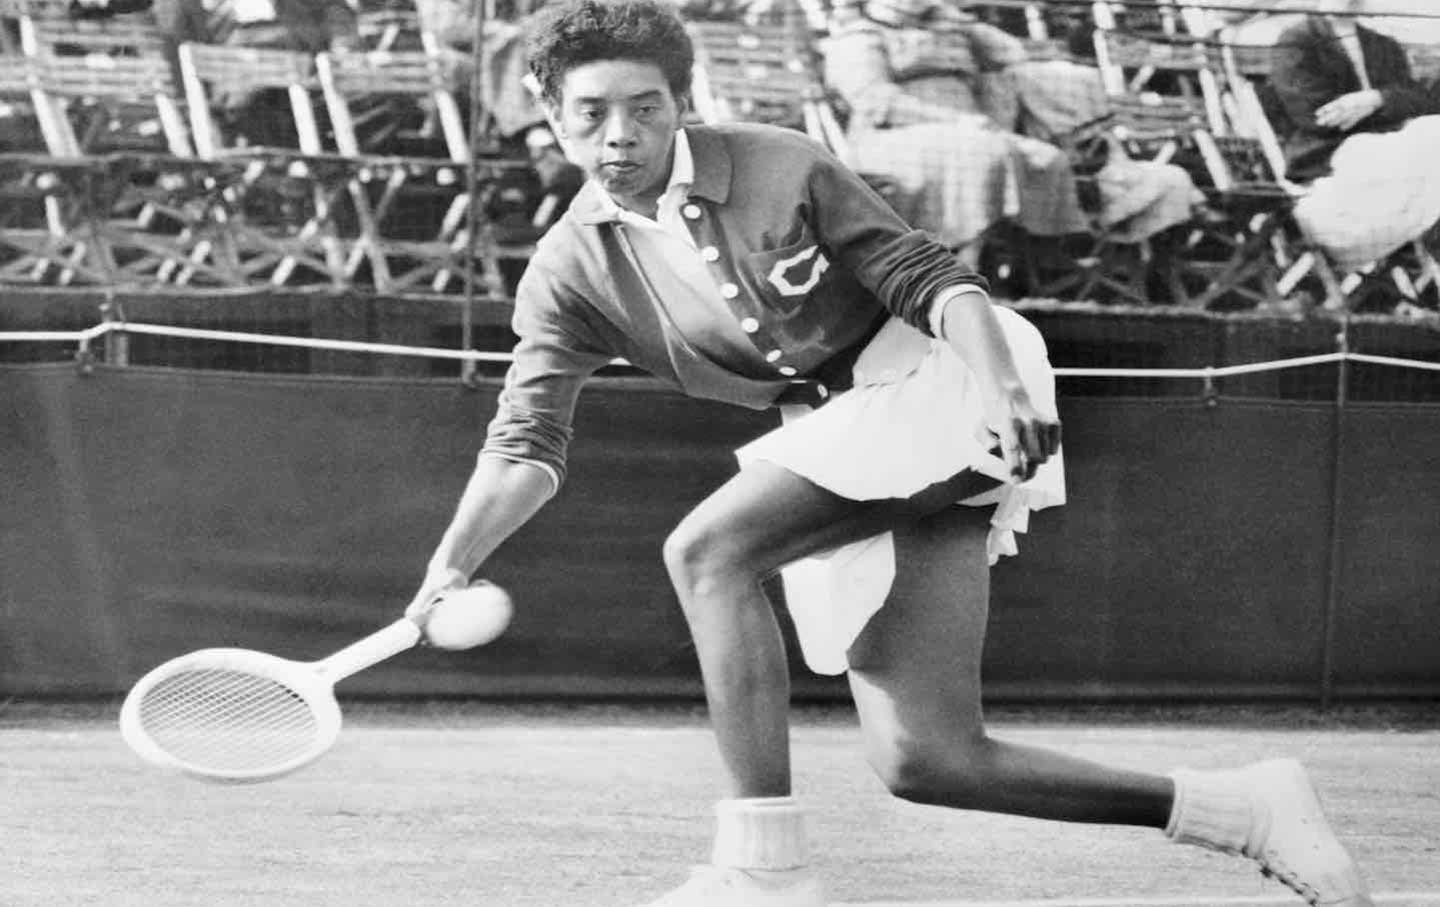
[1315, 89, 1383, 131]
[404, 567, 471, 626]
[993, 386, 1062, 483]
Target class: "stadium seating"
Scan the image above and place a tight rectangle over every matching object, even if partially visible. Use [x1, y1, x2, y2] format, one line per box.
[0, 0, 1437, 313]
[316, 40, 528, 297]
[178, 42, 352, 287]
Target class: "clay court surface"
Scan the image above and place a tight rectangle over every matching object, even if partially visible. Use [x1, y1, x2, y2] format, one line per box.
[3, 701, 1437, 907]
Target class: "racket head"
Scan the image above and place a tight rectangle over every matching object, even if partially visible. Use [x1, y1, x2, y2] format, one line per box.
[119, 648, 341, 784]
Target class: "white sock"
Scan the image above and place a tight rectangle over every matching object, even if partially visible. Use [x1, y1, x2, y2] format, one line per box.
[710, 796, 808, 871]
[1166, 767, 1258, 856]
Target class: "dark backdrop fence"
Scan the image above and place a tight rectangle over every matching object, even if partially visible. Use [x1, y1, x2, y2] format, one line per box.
[3, 299, 1439, 702]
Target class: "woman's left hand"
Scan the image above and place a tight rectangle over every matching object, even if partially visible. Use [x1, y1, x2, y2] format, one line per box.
[995, 388, 1062, 482]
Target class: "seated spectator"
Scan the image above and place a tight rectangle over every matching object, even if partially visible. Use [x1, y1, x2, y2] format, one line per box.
[821, 0, 1089, 263]
[821, 0, 1197, 260]
[1271, 0, 1440, 273]
[413, 0, 552, 142]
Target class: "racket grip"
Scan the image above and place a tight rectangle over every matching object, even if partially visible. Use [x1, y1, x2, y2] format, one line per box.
[317, 618, 422, 682]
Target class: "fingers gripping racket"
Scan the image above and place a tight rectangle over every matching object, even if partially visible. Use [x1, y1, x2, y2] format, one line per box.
[118, 584, 511, 784]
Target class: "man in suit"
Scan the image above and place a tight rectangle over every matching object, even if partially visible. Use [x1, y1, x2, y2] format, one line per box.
[1269, 0, 1440, 281]
[1272, 0, 1440, 182]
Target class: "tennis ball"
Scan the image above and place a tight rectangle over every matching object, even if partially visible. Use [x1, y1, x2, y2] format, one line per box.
[423, 582, 513, 651]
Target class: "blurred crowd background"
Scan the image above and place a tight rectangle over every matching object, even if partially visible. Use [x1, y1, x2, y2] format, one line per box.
[3, 0, 1440, 317]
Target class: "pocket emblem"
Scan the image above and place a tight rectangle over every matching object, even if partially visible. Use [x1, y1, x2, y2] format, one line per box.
[766, 245, 829, 297]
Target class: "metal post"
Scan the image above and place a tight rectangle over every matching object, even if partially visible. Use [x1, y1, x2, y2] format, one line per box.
[1318, 315, 1350, 710]
[99, 290, 128, 367]
[460, 0, 495, 386]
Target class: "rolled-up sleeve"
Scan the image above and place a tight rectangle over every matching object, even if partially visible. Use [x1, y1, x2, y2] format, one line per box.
[804, 151, 989, 335]
[481, 262, 613, 488]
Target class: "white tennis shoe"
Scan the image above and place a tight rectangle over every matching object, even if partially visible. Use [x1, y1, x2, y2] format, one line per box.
[1239, 759, 1373, 906]
[1171, 757, 1373, 906]
[640, 865, 827, 906]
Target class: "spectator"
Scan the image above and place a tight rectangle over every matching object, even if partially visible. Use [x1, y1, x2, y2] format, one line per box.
[821, 0, 1090, 264]
[821, 0, 1198, 262]
[1271, 0, 1440, 274]
[413, 0, 551, 141]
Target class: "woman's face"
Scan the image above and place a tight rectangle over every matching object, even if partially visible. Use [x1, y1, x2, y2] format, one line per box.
[544, 59, 689, 213]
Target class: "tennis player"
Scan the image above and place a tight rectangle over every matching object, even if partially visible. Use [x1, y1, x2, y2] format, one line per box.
[405, 1, 1373, 904]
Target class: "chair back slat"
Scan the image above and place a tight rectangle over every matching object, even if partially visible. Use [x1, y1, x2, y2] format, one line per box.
[24, 15, 168, 57]
[0, 0, 65, 20]
[320, 48, 466, 96]
[689, 20, 820, 127]
[0, 53, 40, 93]
[1102, 31, 1211, 72]
[181, 43, 317, 92]
[38, 53, 177, 98]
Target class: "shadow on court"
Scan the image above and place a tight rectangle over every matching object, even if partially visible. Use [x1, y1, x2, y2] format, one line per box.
[1, 701, 1436, 906]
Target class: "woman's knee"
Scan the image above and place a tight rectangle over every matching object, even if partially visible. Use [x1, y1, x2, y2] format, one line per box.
[662, 515, 757, 600]
[865, 727, 994, 807]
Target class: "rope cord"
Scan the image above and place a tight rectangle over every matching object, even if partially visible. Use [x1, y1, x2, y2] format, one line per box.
[1, 321, 1436, 376]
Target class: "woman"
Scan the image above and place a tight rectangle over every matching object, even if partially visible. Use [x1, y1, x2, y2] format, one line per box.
[404, 2, 1373, 904]
[820, 0, 1199, 259]
[820, 0, 1089, 261]
[1272, 0, 1440, 273]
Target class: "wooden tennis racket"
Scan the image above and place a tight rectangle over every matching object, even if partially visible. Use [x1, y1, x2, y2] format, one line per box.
[119, 585, 504, 783]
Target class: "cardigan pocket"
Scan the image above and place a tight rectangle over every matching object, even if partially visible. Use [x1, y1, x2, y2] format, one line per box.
[743, 234, 835, 317]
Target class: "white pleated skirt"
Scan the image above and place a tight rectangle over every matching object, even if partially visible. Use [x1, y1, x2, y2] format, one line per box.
[736, 306, 1066, 675]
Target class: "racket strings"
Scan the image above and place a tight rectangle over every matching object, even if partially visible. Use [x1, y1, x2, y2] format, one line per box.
[137, 668, 321, 773]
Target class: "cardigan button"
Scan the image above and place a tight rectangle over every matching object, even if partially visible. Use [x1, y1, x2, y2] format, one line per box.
[765, 349, 783, 363]
[778, 366, 798, 377]
[719, 282, 740, 299]
[701, 245, 720, 261]
[739, 317, 760, 333]
[682, 203, 702, 220]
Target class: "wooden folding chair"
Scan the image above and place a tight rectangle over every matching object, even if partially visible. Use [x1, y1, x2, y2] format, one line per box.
[0, 52, 126, 285]
[31, 50, 269, 288]
[317, 42, 516, 297]
[179, 42, 354, 288]
[1091, 28, 1227, 137]
[19, 10, 178, 154]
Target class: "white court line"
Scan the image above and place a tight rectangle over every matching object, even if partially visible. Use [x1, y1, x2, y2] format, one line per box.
[840, 894, 1440, 907]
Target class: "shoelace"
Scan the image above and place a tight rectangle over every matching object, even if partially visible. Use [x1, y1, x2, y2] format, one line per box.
[1257, 855, 1321, 904]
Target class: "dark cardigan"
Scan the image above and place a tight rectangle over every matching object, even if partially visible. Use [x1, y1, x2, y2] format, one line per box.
[1271, 15, 1440, 182]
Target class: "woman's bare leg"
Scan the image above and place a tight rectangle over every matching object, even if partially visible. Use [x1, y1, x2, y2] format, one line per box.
[662, 461, 992, 799]
[846, 503, 1173, 827]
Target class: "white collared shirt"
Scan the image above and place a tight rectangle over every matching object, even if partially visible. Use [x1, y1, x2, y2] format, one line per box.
[595, 128, 699, 249]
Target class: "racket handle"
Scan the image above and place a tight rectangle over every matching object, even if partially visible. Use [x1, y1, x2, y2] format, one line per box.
[316, 618, 422, 682]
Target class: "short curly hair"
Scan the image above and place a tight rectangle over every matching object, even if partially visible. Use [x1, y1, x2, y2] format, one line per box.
[526, 0, 694, 104]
